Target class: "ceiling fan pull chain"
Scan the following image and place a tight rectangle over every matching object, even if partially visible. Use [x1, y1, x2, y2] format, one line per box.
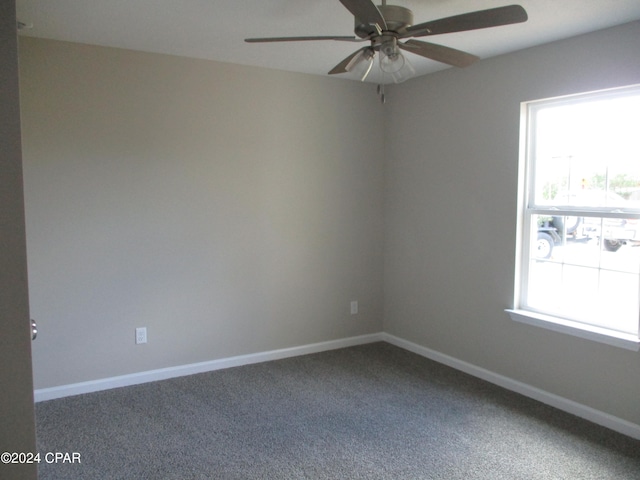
[377, 83, 386, 104]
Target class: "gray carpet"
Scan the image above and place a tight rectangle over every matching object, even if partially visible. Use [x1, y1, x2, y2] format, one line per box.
[36, 342, 640, 479]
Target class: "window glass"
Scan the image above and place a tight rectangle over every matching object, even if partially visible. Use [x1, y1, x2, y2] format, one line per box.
[531, 94, 640, 208]
[526, 214, 640, 335]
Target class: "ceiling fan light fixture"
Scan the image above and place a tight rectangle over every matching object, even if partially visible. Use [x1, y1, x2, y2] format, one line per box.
[379, 49, 404, 74]
[382, 54, 415, 84]
[347, 48, 375, 81]
[379, 38, 414, 83]
[379, 38, 403, 73]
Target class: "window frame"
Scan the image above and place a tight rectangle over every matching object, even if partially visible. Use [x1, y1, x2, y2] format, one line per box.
[507, 85, 640, 351]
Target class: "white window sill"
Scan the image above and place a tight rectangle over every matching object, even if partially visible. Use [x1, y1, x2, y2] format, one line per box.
[505, 309, 640, 351]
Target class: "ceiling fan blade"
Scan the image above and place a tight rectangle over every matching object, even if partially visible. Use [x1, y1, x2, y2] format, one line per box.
[404, 5, 528, 38]
[400, 39, 479, 68]
[339, 0, 387, 30]
[245, 36, 361, 43]
[328, 47, 369, 75]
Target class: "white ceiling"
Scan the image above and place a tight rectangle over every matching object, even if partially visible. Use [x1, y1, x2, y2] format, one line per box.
[15, 0, 640, 83]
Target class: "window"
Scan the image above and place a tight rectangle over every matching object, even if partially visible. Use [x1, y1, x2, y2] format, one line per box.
[508, 85, 640, 350]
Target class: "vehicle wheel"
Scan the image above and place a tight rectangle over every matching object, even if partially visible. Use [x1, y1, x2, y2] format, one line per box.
[536, 232, 554, 259]
[603, 239, 623, 252]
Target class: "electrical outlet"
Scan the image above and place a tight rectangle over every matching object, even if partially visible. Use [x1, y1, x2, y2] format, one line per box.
[135, 327, 147, 344]
[350, 301, 358, 315]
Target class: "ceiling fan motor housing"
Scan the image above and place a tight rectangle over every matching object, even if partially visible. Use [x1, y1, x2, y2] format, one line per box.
[354, 5, 414, 38]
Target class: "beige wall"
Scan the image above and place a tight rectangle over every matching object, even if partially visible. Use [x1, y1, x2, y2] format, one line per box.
[19, 38, 385, 389]
[19, 21, 640, 428]
[384, 21, 640, 425]
[0, 2, 37, 479]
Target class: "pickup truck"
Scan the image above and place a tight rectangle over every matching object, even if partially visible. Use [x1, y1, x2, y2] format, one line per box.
[535, 190, 640, 258]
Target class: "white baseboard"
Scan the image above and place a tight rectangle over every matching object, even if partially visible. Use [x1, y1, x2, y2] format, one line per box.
[380, 333, 640, 440]
[34, 332, 384, 402]
[35, 330, 640, 440]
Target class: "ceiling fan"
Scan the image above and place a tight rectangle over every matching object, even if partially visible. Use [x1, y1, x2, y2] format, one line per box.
[246, 0, 528, 101]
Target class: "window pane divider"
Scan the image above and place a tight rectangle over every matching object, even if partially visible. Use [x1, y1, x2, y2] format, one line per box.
[527, 207, 640, 219]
